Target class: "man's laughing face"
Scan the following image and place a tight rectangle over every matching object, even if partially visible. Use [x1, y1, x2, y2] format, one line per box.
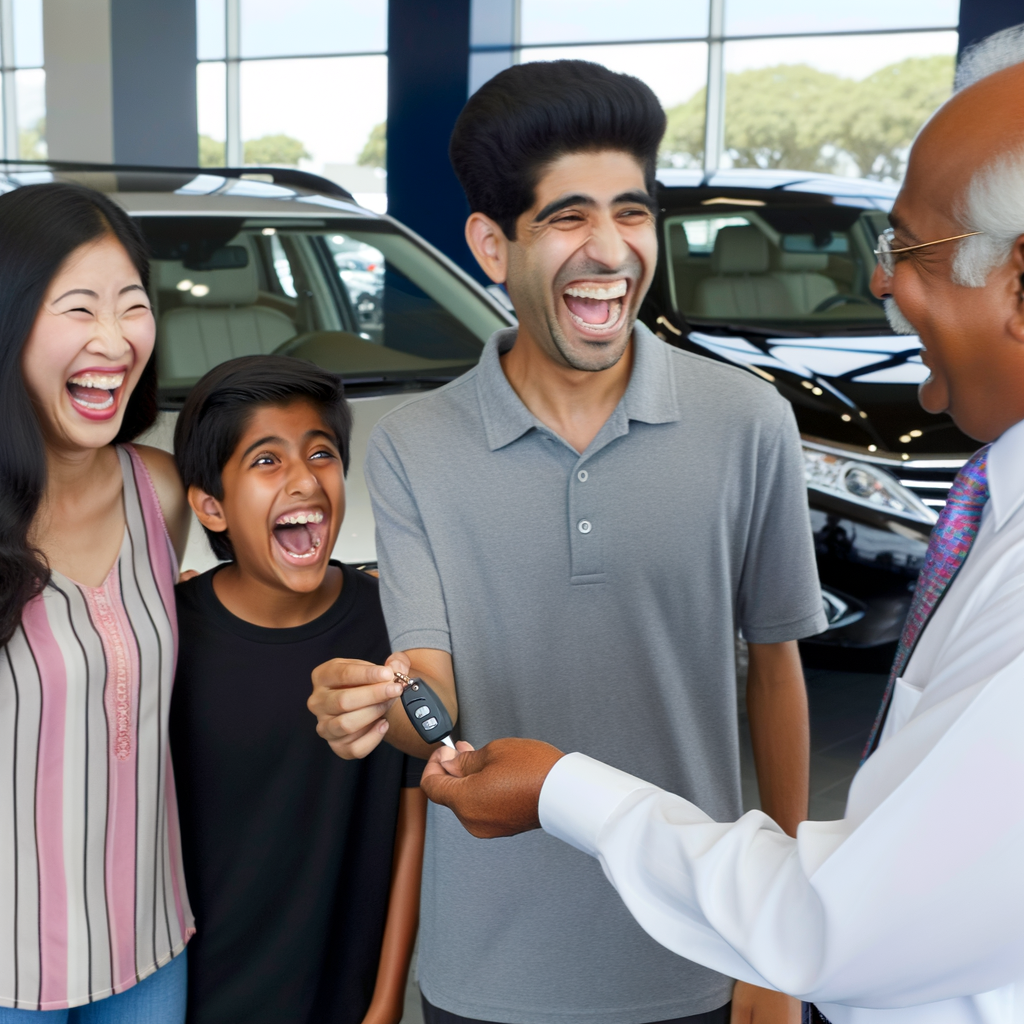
[504, 149, 658, 372]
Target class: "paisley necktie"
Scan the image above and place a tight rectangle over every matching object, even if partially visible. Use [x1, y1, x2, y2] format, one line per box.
[862, 445, 990, 760]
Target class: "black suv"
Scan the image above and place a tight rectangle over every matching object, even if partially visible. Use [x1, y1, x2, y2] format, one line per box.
[643, 168, 977, 651]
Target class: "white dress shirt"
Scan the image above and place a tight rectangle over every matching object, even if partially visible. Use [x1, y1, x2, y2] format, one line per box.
[539, 417, 1024, 1024]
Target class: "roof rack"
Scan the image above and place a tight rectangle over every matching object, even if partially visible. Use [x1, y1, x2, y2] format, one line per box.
[0, 158, 355, 201]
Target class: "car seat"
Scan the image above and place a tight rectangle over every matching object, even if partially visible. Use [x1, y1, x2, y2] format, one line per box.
[666, 222, 711, 313]
[156, 255, 297, 386]
[693, 225, 794, 319]
[769, 250, 838, 314]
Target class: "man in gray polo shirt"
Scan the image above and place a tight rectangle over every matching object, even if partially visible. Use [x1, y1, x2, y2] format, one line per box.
[309, 61, 825, 1024]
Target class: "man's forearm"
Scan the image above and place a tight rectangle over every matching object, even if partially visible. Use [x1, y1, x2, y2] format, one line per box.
[745, 640, 809, 837]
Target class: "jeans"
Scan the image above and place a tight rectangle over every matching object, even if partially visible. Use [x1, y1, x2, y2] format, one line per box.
[0, 949, 187, 1024]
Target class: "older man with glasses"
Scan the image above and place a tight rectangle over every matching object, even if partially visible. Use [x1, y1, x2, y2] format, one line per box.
[419, 25, 1024, 1024]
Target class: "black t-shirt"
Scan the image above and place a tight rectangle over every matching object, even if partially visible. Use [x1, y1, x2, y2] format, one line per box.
[171, 563, 423, 1024]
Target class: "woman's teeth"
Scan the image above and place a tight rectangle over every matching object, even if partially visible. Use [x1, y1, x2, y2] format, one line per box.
[67, 371, 125, 411]
[69, 372, 125, 389]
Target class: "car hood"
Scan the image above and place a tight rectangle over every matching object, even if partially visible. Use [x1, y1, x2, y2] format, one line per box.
[686, 329, 975, 456]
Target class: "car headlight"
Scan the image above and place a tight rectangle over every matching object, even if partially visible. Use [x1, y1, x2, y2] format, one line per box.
[803, 445, 937, 525]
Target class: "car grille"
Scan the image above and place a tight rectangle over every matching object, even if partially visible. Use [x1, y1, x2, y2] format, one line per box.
[897, 459, 968, 511]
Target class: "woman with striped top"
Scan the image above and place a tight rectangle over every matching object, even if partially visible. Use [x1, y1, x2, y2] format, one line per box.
[0, 184, 194, 1021]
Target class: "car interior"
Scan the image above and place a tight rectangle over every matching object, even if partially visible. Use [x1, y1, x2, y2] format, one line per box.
[664, 208, 886, 325]
[140, 218, 502, 401]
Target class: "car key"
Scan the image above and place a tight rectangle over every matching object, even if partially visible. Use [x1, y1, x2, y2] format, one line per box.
[393, 671, 456, 748]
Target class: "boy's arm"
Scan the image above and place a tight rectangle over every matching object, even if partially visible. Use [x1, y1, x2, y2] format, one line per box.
[361, 786, 427, 1024]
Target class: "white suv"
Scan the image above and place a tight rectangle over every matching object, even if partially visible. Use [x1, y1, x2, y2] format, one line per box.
[0, 162, 515, 573]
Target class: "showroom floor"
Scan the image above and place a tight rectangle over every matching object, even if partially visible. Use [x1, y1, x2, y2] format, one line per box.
[399, 662, 887, 1021]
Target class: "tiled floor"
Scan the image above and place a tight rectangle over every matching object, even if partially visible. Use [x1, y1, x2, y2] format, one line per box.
[401, 663, 888, 1021]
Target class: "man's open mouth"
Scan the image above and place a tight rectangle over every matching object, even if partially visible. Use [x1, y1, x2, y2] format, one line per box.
[67, 371, 126, 412]
[562, 280, 628, 335]
[272, 509, 328, 562]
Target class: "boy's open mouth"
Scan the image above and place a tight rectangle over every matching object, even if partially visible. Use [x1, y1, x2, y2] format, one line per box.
[67, 371, 126, 413]
[562, 280, 628, 335]
[272, 509, 327, 562]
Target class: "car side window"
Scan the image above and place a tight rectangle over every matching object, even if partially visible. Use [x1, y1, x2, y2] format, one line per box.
[142, 217, 507, 404]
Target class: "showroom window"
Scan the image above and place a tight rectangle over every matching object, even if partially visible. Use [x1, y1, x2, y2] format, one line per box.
[472, 0, 960, 182]
[0, 0, 45, 161]
[196, 0, 388, 209]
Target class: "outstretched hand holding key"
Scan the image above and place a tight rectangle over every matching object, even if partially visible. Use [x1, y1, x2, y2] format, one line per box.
[308, 647, 459, 760]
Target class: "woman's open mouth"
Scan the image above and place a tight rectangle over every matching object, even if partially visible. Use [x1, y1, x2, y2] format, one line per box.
[66, 370, 126, 420]
[272, 509, 328, 564]
[562, 280, 628, 336]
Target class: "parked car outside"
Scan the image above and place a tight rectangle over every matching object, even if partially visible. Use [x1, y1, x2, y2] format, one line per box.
[644, 168, 979, 650]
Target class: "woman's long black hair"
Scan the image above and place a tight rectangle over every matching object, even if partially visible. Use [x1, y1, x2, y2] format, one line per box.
[0, 182, 157, 647]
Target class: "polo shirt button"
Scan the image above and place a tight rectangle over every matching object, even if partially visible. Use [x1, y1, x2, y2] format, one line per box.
[577, 519, 592, 534]
[577, 469, 588, 482]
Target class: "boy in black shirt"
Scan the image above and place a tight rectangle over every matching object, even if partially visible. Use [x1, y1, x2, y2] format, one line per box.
[170, 355, 425, 1024]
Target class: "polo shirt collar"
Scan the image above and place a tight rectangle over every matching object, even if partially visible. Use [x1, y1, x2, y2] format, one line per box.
[476, 321, 681, 452]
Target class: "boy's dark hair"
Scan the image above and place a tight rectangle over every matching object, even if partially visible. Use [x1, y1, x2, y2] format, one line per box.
[449, 60, 666, 240]
[174, 355, 352, 562]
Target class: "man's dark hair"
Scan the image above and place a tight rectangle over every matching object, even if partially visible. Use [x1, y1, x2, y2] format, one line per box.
[174, 355, 352, 562]
[449, 60, 666, 239]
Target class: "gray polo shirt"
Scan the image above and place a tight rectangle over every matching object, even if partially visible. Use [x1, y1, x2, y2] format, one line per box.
[365, 323, 826, 1024]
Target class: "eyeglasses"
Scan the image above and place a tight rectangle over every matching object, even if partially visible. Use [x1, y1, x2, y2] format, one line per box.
[874, 227, 982, 278]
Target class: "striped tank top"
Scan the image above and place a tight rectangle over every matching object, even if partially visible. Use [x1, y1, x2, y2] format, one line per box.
[0, 445, 194, 1011]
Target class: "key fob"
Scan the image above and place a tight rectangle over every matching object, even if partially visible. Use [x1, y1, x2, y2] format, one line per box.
[400, 678, 454, 745]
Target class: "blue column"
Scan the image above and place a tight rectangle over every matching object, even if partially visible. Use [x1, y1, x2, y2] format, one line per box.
[386, 0, 478, 279]
[958, 0, 1023, 55]
[110, 0, 197, 165]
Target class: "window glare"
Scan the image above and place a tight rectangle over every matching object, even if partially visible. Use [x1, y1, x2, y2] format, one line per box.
[724, 0, 958, 37]
[196, 0, 226, 61]
[519, 41, 709, 112]
[197, 61, 227, 153]
[16, 69, 45, 159]
[239, 55, 387, 170]
[519, 0, 709, 45]
[239, 0, 386, 58]
[12, 0, 43, 67]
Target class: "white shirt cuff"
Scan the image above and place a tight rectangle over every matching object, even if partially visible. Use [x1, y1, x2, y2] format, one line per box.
[539, 752, 653, 857]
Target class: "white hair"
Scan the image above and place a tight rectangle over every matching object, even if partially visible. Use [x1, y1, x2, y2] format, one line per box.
[955, 22, 1024, 91]
[952, 149, 1024, 287]
[947, 24, 1024, 287]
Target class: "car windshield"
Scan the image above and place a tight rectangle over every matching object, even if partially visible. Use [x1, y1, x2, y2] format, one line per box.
[663, 204, 890, 327]
[139, 216, 507, 404]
